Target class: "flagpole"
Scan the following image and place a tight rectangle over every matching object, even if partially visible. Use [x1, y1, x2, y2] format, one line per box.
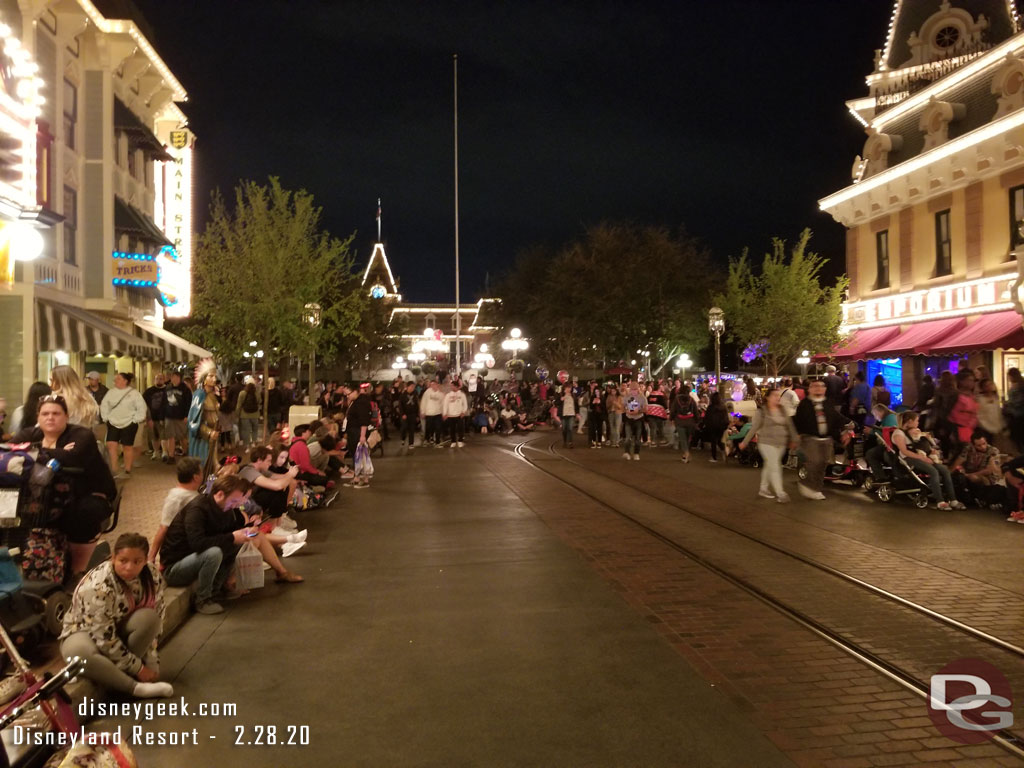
[453, 53, 461, 377]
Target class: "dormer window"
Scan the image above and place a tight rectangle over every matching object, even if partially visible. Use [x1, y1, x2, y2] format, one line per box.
[935, 25, 960, 49]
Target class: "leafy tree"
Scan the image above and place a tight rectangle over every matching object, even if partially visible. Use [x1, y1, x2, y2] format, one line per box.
[713, 229, 847, 377]
[498, 223, 717, 373]
[185, 177, 363, 436]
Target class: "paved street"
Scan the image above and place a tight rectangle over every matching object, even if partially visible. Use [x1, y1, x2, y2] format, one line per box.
[80, 432, 1024, 767]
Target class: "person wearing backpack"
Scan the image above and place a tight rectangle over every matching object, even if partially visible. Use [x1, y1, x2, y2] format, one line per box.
[670, 384, 697, 463]
[236, 380, 262, 449]
[218, 375, 243, 449]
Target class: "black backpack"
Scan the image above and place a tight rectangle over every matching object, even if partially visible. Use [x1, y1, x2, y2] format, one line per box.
[243, 388, 257, 412]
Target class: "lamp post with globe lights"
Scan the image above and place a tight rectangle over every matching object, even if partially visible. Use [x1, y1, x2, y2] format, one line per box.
[708, 307, 725, 392]
[676, 353, 691, 384]
[501, 328, 529, 382]
[796, 350, 810, 381]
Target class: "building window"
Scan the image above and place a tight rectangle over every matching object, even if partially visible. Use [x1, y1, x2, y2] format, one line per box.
[935, 209, 952, 276]
[36, 121, 53, 208]
[63, 186, 76, 265]
[875, 230, 889, 289]
[127, 147, 136, 179]
[1010, 185, 1024, 257]
[62, 80, 76, 151]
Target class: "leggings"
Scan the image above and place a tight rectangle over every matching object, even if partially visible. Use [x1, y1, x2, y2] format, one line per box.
[61, 608, 160, 695]
[588, 413, 605, 444]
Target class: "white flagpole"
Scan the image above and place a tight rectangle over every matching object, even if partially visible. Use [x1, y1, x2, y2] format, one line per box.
[453, 54, 461, 377]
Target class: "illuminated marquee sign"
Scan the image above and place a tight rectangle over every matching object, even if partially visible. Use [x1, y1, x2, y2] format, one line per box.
[159, 129, 193, 318]
[111, 246, 183, 308]
[844, 273, 1017, 328]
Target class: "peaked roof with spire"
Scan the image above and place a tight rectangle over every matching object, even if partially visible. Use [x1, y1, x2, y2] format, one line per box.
[361, 199, 401, 299]
[881, 0, 1019, 70]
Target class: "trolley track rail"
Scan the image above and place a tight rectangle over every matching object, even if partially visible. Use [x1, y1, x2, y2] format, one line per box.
[512, 436, 1024, 759]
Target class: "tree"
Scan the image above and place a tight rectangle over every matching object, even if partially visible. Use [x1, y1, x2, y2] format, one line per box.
[498, 223, 718, 373]
[713, 229, 847, 377]
[185, 177, 363, 437]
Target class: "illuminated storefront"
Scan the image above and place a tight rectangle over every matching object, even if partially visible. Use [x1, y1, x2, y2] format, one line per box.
[819, 1, 1024, 403]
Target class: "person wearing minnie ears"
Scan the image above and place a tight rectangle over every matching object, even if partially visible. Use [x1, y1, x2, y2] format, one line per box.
[60, 533, 173, 699]
[621, 380, 648, 461]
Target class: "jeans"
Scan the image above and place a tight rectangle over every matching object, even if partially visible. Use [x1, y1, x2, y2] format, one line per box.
[757, 443, 786, 496]
[623, 418, 644, 455]
[238, 417, 259, 445]
[799, 436, 833, 492]
[61, 609, 161, 694]
[674, 421, 694, 456]
[164, 546, 231, 604]
[903, 456, 956, 503]
[577, 407, 588, 433]
[425, 414, 443, 444]
[446, 416, 464, 444]
[561, 415, 576, 445]
[648, 418, 667, 443]
[607, 412, 622, 445]
[401, 418, 418, 445]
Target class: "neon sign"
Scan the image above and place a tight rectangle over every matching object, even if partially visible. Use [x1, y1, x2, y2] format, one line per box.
[158, 129, 192, 317]
[844, 273, 1017, 328]
[110, 246, 183, 307]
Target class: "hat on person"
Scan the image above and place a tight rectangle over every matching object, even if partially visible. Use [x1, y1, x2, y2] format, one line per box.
[85, 371, 100, 380]
[359, 382, 371, 391]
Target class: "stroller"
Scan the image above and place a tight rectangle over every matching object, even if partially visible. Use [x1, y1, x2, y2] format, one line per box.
[864, 429, 932, 507]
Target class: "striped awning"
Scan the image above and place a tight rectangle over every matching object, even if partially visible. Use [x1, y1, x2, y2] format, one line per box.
[133, 322, 210, 364]
[36, 300, 162, 358]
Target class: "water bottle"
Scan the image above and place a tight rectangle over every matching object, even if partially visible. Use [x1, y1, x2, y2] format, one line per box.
[29, 457, 59, 489]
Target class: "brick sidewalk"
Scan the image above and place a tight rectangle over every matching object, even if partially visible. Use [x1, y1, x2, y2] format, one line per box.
[480, 441, 1023, 767]
[105, 453, 179, 545]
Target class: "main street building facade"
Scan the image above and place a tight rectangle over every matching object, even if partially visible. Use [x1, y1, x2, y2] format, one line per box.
[821, 0, 1024, 406]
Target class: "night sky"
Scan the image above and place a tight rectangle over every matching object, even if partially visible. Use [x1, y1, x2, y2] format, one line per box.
[133, 0, 895, 301]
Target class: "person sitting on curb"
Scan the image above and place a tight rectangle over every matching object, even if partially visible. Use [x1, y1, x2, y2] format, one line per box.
[288, 424, 329, 487]
[239, 446, 307, 557]
[60, 533, 172, 699]
[150, 457, 203, 562]
[158, 475, 255, 615]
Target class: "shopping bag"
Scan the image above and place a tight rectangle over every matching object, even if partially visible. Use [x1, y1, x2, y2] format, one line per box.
[354, 442, 374, 477]
[233, 541, 264, 590]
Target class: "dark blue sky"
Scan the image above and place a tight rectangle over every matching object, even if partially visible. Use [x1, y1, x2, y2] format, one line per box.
[135, 0, 894, 300]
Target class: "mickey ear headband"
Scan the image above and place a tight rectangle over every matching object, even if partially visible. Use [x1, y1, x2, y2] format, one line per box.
[224, 455, 239, 465]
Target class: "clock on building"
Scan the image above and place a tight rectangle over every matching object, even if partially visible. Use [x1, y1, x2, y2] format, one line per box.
[370, 284, 386, 299]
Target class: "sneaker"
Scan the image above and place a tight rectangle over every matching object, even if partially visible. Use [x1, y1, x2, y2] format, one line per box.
[436, 443, 445, 448]
[195, 600, 224, 615]
[758, 489, 775, 499]
[450, 442, 456, 448]
[354, 481, 370, 489]
[633, 455, 639, 462]
[623, 453, 631, 460]
[281, 541, 306, 558]
[937, 501, 952, 511]
[278, 513, 298, 532]
[1007, 511, 1024, 523]
[708, 458, 718, 463]
[776, 492, 791, 504]
[150, 452, 160, 461]
[798, 484, 825, 501]
[286, 530, 308, 544]
[950, 500, 967, 510]
[457, 442, 465, 448]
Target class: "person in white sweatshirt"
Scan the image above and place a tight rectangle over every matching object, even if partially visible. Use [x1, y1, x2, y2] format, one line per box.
[419, 380, 445, 446]
[100, 371, 148, 475]
[442, 379, 470, 448]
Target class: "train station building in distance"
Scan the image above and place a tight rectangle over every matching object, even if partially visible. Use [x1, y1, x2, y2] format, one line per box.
[820, 0, 1024, 407]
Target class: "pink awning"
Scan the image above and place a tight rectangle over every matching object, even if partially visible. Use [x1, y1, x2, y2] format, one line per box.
[928, 311, 1024, 355]
[863, 317, 967, 357]
[814, 326, 902, 362]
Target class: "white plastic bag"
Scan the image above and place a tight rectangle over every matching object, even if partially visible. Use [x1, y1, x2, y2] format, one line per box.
[234, 540, 264, 590]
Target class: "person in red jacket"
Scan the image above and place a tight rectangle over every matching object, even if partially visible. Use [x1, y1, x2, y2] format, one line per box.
[288, 424, 327, 486]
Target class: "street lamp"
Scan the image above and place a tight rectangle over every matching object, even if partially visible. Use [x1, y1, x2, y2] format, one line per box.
[708, 307, 725, 392]
[305, 303, 321, 398]
[501, 327, 529, 381]
[796, 350, 810, 381]
[676, 353, 691, 383]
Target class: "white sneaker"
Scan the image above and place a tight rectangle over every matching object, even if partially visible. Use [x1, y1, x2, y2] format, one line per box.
[633, 455, 639, 461]
[286, 530, 308, 544]
[278, 514, 298, 532]
[281, 541, 306, 558]
[776, 492, 791, 503]
[457, 442, 465, 448]
[623, 452, 631, 460]
[449, 442, 456, 448]
[758, 489, 775, 499]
